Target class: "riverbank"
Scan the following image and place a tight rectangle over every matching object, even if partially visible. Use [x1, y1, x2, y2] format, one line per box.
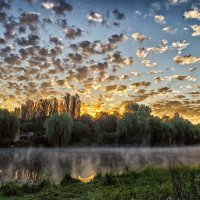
[0, 166, 200, 200]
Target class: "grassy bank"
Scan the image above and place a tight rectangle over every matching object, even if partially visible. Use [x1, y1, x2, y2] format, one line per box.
[0, 166, 200, 200]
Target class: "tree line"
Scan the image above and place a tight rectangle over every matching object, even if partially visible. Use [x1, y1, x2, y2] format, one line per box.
[0, 103, 200, 147]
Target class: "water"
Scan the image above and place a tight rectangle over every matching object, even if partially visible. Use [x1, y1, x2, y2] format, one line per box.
[0, 146, 200, 182]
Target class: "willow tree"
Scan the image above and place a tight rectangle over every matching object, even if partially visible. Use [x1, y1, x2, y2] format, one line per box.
[0, 109, 20, 143]
[45, 113, 73, 146]
[117, 103, 151, 145]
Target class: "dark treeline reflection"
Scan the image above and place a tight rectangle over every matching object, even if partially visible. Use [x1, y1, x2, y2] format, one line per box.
[0, 103, 200, 147]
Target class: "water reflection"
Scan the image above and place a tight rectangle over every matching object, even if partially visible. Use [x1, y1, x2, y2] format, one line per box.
[0, 146, 200, 182]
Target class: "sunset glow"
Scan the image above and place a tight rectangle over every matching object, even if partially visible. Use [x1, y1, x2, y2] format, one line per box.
[0, 0, 199, 123]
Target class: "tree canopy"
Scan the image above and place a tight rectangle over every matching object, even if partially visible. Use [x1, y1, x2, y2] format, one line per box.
[45, 113, 73, 146]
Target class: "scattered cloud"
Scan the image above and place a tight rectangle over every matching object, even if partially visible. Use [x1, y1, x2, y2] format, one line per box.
[167, 0, 188, 6]
[154, 15, 166, 24]
[64, 26, 82, 39]
[112, 9, 126, 20]
[174, 55, 200, 65]
[163, 26, 177, 34]
[88, 12, 104, 23]
[132, 32, 150, 43]
[184, 8, 200, 20]
[172, 40, 190, 54]
[190, 25, 200, 36]
[142, 59, 157, 67]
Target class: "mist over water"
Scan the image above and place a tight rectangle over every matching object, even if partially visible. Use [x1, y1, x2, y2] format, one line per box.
[0, 146, 200, 182]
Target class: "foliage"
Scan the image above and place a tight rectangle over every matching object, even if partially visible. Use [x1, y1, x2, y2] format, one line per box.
[20, 121, 43, 133]
[170, 113, 196, 145]
[30, 132, 48, 146]
[1, 166, 200, 200]
[1, 103, 200, 147]
[117, 106, 151, 145]
[0, 109, 19, 145]
[45, 113, 73, 146]
[71, 121, 93, 144]
[96, 114, 117, 133]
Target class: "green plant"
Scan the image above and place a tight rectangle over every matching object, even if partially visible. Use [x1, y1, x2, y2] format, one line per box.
[45, 113, 73, 146]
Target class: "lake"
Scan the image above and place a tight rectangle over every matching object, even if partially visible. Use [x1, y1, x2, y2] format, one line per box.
[0, 146, 200, 182]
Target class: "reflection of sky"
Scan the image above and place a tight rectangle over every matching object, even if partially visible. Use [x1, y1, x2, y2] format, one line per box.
[0, 0, 200, 123]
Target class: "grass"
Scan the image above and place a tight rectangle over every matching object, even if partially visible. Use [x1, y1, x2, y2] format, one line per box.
[0, 166, 200, 200]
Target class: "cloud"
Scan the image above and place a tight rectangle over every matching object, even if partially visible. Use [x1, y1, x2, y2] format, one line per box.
[132, 32, 150, 43]
[105, 75, 118, 82]
[165, 75, 196, 81]
[4, 54, 21, 64]
[167, 0, 188, 6]
[142, 59, 157, 67]
[190, 25, 200, 36]
[0, 0, 11, 10]
[154, 15, 166, 24]
[70, 40, 116, 56]
[117, 85, 127, 92]
[87, 12, 104, 23]
[174, 55, 200, 65]
[75, 66, 89, 80]
[68, 53, 83, 63]
[105, 85, 117, 92]
[184, 8, 200, 20]
[136, 48, 148, 58]
[154, 77, 164, 83]
[112, 9, 126, 20]
[152, 98, 200, 124]
[108, 52, 134, 65]
[89, 62, 108, 72]
[163, 26, 177, 34]
[64, 26, 82, 39]
[16, 34, 40, 46]
[157, 87, 172, 94]
[136, 40, 168, 58]
[49, 36, 62, 45]
[188, 67, 196, 72]
[172, 40, 190, 54]
[41, 2, 54, 10]
[20, 12, 39, 24]
[52, 1, 73, 14]
[108, 34, 128, 43]
[131, 81, 151, 88]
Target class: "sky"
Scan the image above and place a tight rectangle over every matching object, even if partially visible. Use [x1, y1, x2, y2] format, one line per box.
[0, 0, 199, 123]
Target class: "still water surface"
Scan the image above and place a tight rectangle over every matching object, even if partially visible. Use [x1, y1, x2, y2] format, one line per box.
[0, 146, 200, 182]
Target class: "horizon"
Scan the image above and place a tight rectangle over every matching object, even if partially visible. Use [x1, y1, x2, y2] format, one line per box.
[0, 0, 199, 124]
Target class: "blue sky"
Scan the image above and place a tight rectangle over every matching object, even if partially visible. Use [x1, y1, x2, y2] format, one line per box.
[0, 0, 199, 123]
